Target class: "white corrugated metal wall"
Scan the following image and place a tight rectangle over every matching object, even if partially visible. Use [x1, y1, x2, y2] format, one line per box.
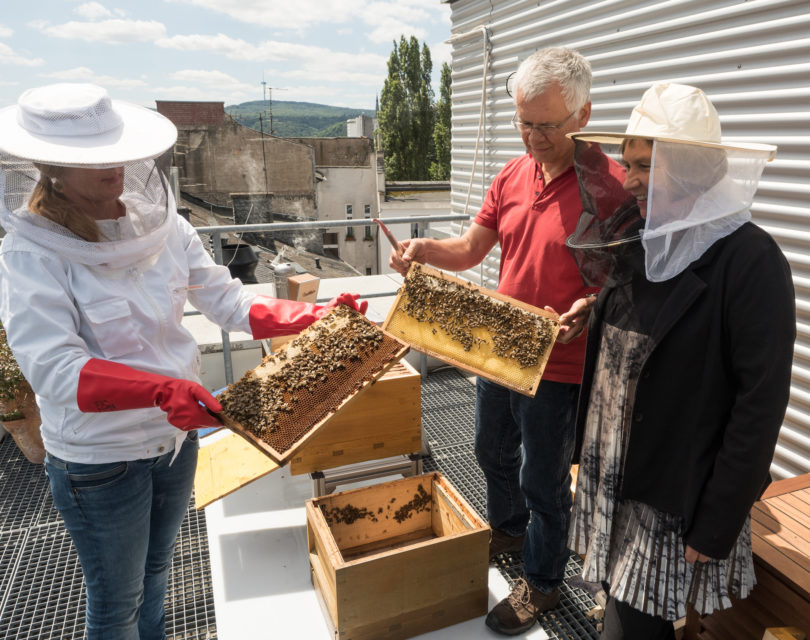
[444, 0, 810, 479]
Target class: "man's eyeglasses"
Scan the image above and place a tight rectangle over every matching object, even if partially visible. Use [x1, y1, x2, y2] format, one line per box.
[512, 110, 577, 136]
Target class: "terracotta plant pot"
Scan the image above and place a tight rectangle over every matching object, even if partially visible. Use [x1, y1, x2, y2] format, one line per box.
[1, 387, 44, 464]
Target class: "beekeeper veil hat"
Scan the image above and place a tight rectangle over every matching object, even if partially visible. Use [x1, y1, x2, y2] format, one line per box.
[0, 83, 178, 269]
[567, 82, 776, 283]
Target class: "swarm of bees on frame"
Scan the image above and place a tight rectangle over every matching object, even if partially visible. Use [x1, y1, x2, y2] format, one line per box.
[400, 264, 557, 369]
[219, 305, 386, 439]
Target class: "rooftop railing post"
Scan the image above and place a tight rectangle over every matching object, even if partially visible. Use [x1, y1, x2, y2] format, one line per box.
[210, 230, 234, 385]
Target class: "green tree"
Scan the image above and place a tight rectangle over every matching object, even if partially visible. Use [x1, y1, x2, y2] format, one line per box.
[379, 36, 436, 180]
[429, 62, 451, 180]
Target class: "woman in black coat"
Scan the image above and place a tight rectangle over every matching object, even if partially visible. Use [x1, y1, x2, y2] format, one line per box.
[564, 82, 795, 639]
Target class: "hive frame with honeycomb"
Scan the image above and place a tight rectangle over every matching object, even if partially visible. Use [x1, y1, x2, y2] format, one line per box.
[218, 306, 409, 464]
[383, 263, 559, 396]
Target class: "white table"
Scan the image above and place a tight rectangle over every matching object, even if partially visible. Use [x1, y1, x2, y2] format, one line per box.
[201, 429, 552, 639]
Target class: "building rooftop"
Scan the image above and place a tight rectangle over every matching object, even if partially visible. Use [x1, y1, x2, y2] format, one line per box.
[181, 195, 361, 282]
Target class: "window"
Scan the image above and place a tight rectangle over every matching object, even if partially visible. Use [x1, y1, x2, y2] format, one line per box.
[345, 204, 354, 239]
[365, 267, 372, 276]
[363, 204, 372, 240]
[323, 233, 339, 259]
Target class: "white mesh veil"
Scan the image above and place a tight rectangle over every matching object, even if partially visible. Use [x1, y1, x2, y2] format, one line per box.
[642, 140, 772, 282]
[0, 154, 172, 269]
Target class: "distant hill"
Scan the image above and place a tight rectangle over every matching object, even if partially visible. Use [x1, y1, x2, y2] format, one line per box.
[225, 100, 376, 138]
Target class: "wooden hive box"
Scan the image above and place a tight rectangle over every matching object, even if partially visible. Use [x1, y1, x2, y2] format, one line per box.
[383, 263, 559, 396]
[289, 359, 421, 475]
[306, 472, 489, 640]
[194, 360, 422, 509]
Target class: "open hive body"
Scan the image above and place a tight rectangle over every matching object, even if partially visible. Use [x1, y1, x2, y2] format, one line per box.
[306, 472, 490, 640]
[384, 263, 560, 396]
[194, 359, 421, 509]
[218, 306, 408, 464]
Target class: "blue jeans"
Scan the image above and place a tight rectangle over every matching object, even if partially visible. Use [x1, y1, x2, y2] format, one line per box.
[474, 377, 577, 593]
[45, 432, 199, 640]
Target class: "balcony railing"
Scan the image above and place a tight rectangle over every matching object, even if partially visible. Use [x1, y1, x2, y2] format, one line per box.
[191, 213, 469, 383]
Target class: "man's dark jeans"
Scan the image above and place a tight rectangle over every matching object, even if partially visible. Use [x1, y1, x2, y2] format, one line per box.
[474, 377, 578, 593]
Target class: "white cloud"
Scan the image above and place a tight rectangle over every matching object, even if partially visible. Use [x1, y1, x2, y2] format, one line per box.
[74, 2, 114, 20]
[277, 67, 382, 87]
[170, 69, 255, 94]
[0, 23, 13, 38]
[150, 83, 254, 105]
[0, 42, 45, 67]
[35, 18, 167, 44]
[164, 0, 447, 39]
[430, 39, 452, 69]
[363, 1, 431, 44]
[164, 0, 365, 30]
[40, 66, 148, 90]
[157, 33, 386, 85]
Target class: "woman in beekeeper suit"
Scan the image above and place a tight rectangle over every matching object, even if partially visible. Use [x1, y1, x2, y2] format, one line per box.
[564, 83, 795, 639]
[0, 83, 366, 640]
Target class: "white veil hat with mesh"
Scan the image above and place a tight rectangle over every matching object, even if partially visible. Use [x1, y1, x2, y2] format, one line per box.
[569, 82, 775, 158]
[0, 83, 178, 269]
[568, 82, 776, 282]
[0, 83, 176, 168]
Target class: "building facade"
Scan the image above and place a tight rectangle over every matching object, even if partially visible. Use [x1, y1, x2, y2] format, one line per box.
[443, 0, 810, 477]
[158, 102, 380, 275]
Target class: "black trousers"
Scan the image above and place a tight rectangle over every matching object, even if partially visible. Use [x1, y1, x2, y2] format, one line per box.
[601, 596, 676, 640]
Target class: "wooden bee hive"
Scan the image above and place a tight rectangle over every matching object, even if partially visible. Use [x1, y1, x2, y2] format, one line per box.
[218, 305, 408, 464]
[307, 472, 489, 640]
[384, 263, 559, 396]
[288, 359, 421, 475]
[193, 360, 422, 510]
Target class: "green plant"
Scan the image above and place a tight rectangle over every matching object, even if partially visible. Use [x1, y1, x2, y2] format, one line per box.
[0, 322, 29, 421]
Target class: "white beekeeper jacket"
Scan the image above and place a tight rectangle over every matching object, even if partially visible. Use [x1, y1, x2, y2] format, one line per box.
[0, 192, 255, 463]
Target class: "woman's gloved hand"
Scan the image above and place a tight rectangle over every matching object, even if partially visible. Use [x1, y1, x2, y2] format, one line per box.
[248, 293, 368, 339]
[77, 359, 222, 430]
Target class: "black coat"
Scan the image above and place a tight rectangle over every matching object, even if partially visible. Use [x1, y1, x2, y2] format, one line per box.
[573, 222, 795, 559]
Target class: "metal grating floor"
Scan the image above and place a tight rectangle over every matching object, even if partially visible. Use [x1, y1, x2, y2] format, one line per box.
[0, 435, 216, 640]
[0, 366, 598, 639]
[421, 368, 600, 640]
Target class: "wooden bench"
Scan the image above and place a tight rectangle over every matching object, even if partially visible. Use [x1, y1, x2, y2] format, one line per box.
[684, 474, 810, 639]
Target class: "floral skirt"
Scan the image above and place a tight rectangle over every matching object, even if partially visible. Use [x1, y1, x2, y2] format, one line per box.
[568, 323, 755, 621]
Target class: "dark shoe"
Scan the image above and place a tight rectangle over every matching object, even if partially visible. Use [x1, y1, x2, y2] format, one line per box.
[489, 528, 526, 560]
[485, 578, 560, 636]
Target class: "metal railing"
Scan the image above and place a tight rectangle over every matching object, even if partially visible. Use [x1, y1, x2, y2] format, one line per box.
[191, 213, 469, 384]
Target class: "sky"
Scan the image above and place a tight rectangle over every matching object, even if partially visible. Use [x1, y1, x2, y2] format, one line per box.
[0, 0, 453, 111]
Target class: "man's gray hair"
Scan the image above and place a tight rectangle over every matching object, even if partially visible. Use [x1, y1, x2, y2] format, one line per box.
[514, 47, 592, 110]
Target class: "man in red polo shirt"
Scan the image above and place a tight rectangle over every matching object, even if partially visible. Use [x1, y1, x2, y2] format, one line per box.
[390, 47, 622, 635]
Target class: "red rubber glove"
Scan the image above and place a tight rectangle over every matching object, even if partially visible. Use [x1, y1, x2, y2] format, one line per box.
[248, 293, 368, 339]
[77, 359, 222, 431]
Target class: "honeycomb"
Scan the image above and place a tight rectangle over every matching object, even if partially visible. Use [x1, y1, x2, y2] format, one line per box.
[219, 305, 407, 459]
[384, 263, 559, 395]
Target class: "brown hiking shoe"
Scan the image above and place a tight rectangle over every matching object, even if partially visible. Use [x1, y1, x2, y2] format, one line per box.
[485, 578, 560, 635]
[489, 528, 526, 560]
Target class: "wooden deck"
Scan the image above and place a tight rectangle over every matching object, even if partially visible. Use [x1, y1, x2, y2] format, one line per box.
[686, 474, 810, 639]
